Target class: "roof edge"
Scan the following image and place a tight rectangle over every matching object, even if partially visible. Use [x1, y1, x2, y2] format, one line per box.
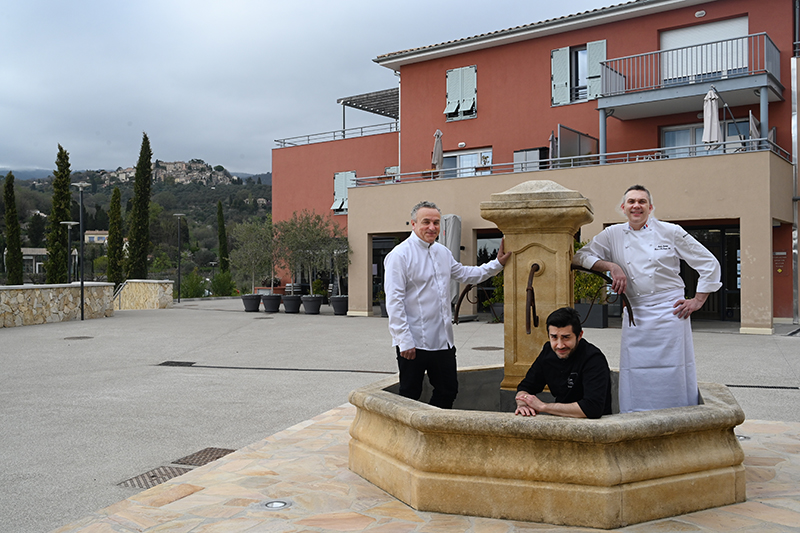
[374, 0, 715, 70]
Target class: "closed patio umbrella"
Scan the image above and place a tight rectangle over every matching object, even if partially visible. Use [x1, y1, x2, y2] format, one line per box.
[440, 214, 462, 306]
[702, 89, 721, 147]
[432, 129, 444, 174]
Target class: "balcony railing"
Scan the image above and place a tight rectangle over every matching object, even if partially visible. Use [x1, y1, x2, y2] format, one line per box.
[275, 121, 399, 148]
[601, 33, 780, 97]
[353, 138, 789, 187]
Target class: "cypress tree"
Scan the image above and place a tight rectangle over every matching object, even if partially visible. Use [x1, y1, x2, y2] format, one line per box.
[107, 187, 124, 288]
[126, 133, 153, 279]
[45, 145, 73, 283]
[217, 200, 229, 272]
[3, 172, 23, 285]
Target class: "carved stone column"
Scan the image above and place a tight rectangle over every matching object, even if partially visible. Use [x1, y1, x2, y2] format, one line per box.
[480, 180, 593, 390]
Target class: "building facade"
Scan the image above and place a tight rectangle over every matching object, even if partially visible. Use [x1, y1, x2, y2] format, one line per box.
[272, 0, 799, 334]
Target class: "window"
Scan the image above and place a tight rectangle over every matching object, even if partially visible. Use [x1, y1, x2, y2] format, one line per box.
[552, 40, 606, 105]
[662, 119, 750, 158]
[442, 149, 492, 179]
[330, 171, 357, 213]
[444, 65, 477, 120]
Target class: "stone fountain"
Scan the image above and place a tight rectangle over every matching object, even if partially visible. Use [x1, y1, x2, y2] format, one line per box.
[348, 181, 745, 529]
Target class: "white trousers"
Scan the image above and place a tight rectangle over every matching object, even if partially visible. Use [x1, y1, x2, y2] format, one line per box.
[619, 288, 699, 413]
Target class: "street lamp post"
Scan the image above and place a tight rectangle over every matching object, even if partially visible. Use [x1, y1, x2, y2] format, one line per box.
[72, 182, 90, 320]
[174, 213, 185, 303]
[60, 221, 79, 283]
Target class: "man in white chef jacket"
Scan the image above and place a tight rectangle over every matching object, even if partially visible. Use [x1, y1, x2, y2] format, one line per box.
[384, 201, 510, 409]
[573, 185, 721, 413]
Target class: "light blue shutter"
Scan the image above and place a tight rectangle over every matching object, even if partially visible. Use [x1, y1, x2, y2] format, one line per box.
[586, 40, 606, 100]
[331, 172, 346, 210]
[551, 47, 570, 105]
[340, 171, 357, 210]
[460, 66, 476, 113]
[444, 68, 461, 114]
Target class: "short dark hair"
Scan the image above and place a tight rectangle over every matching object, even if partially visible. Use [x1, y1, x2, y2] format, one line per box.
[622, 184, 652, 204]
[546, 307, 583, 337]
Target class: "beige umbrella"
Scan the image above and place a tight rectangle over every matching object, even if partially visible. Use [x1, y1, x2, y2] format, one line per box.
[432, 129, 443, 170]
[702, 89, 721, 147]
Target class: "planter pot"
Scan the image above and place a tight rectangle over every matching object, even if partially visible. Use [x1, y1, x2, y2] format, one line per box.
[282, 295, 302, 314]
[241, 294, 261, 312]
[490, 302, 504, 323]
[378, 300, 388, 318]
[575, 303, 608, 329]
[330, 295, 349, 315]
[302, 295, 323, 315]
[261, 294, 281, 313]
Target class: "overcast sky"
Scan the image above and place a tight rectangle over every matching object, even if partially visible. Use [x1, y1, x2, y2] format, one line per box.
[1, 0, 609, 175]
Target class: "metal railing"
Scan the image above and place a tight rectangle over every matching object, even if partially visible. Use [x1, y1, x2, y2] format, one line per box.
[601, 33, 780, 97]
[275, 121, 399, 148]
[112, 280, 128, 310]
[353, 138, 790, 187]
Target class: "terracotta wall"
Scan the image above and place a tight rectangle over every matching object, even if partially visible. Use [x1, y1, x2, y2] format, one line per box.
[396, 0, 794, 174]
[272, 132, 399, 228]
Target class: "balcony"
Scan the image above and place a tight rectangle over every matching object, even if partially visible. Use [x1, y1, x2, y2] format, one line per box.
[275, 121, 398, 148]
[353, 138, 790, 187]
[598, 33, 784, 120]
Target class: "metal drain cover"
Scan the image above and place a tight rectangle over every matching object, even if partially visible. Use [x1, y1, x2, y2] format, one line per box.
[158, 361, 196, 367]
[118, 466, 191, 489]
[472, 346, 503, 351]
[64, 336, 94, 340]
[174, 447, 236, 466]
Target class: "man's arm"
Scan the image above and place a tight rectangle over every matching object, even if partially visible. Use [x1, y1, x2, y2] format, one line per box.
[573, 231, 627, 294]
[384, 251, 415, 358]
[515, 392, 586, 418]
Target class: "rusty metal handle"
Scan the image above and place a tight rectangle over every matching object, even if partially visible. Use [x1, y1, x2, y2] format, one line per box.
[453, 283, 474, 325]
[526, 264, 540, 334]
[570, 264, 636, 327]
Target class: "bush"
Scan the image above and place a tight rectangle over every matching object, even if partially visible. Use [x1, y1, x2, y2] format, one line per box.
[311, 279, 325, 296]
[180, 268, 207, 298]
[483, 271, 504, 307]
[573, 241, 607, 304]
[211, 271, 236, 296]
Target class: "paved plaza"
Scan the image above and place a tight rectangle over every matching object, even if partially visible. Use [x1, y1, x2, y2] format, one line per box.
[1, 298, 799, 532]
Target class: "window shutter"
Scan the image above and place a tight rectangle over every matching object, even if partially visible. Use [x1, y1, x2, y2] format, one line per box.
[460, 66, 477, 113]
[340, 171, 357, 211]
[586, 40, 606, 100]
[551, 47, 570, 106]
[444, 68, 462, 114]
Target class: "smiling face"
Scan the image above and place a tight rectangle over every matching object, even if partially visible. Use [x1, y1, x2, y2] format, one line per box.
[548, 325, 583, 360]
[621, 189, 653, 230]
[411, 207, 441, 244]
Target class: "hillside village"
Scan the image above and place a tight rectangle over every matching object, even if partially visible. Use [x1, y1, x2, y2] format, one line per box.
[100, 159, 238, 187]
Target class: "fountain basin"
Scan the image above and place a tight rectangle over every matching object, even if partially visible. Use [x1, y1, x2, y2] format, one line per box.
[348, 366, 745, 529]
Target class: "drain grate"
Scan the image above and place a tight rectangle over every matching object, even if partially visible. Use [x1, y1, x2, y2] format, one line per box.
[159, 361, 196, 367]
[472, 346, 504, 351]
[118, 466, 191, 489]
[64, 336, 94, 340]
[174, 447, 236, 466]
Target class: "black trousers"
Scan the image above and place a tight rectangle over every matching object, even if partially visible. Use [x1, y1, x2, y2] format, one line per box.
[396, 346, 458, 409]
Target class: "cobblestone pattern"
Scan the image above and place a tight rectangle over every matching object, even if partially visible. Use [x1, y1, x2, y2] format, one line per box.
[0, 283, 114, 328]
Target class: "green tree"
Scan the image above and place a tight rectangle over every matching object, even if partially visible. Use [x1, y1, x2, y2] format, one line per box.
[230, 217, 273, 293]
[217, 200, 229, 272]
[126, 133, 153, 279]
[45, 145, 73, 283]
[274, 210, 332, 295]
[107, 187, 124, 287]
[3, 172, 23, 285]
[27, 213, 47, 247]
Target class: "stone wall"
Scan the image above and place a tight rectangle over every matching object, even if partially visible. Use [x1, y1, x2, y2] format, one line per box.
[0, 283, 114, 328]
[114, 280, 173, 310]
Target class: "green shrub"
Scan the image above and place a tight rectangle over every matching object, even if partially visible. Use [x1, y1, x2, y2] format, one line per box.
[180, 268, 207, 298]
[573, 241, 607, 304]
[210, 271, 236, 296]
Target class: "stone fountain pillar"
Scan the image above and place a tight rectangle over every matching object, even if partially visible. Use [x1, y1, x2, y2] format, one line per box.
[480, 180, 593, 390]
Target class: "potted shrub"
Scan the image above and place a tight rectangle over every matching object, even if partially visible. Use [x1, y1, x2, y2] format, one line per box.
[230, 217, 274, 312]
[275, 210, 331, 315]
[573, 241, 608, 328]
[329, 226, 350, 316]
[302, 279, 325, 314]
[482, 271, 504, 323]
